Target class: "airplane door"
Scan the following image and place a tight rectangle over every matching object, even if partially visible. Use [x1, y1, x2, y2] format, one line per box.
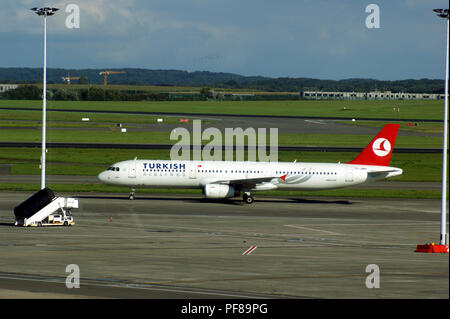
[189, 162, 197, 179]
[345, 167, 354, 182]
[128, 161, 136, 178]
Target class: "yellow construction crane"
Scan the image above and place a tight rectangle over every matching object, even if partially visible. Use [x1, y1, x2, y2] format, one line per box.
[61, 72, 81, 85]
[99, 70, 126, 85]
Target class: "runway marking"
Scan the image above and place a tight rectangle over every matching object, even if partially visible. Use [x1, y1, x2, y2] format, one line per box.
[304, 120, 326, 125]
[285, 224, 344, 236]
[243, 245, 257, 255]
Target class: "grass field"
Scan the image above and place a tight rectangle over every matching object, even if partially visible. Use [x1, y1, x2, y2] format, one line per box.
[0, 98, 444, 120]
[0, 109, 197, 125]
[0, 128, 443, 148]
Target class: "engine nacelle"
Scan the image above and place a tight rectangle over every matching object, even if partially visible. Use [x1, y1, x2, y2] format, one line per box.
[203, 184, 238, 199]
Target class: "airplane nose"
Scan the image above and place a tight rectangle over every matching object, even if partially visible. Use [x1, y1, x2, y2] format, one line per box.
[97, 171, 108, 182]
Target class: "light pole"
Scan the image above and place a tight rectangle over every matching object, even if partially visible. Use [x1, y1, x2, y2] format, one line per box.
[433, 8, 449, 247]
[31, 7, 59, 190]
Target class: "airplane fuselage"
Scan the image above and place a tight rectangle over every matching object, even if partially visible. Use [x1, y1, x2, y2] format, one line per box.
[98, 159, 402, 191]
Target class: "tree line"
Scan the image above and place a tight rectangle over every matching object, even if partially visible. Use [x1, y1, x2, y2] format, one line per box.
[0, 85, 172, 101]
[1, 85, 304, 101]
[0, 68, 445, 94]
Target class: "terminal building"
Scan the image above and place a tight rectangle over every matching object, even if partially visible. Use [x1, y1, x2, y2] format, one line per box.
[0, 84, 18, 94]
[300, 90, 445, 100]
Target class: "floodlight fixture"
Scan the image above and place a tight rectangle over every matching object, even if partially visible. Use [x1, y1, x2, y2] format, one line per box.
[433, 8, 449, 18]
[30, 7, 59, 17]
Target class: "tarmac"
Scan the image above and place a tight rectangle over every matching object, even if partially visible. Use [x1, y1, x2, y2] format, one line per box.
[0, 191, 448, 299]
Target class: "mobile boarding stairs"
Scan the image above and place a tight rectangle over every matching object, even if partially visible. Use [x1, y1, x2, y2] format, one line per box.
[14, 188, 78, 227]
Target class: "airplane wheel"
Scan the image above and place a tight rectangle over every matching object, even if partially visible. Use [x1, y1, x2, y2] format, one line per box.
[129, 188, 136, 200]
[243, 194, 254, 204]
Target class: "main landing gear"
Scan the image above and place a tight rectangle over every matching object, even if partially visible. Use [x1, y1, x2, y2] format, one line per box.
[243, 192, 254, 204]
[129, 188, 136, 200]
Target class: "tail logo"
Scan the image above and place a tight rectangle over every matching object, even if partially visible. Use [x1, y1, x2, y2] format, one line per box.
[372, 138, 391, 157]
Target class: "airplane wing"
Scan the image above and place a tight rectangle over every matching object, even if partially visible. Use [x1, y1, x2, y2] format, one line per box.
[210, 174, 287, 190]
[222, 176, 278, 187]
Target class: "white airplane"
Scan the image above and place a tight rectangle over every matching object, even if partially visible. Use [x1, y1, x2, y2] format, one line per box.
[97, 124, 402, 203]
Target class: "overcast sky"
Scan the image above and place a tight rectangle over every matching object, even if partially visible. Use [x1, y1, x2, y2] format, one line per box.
[0, 0, 448, 80]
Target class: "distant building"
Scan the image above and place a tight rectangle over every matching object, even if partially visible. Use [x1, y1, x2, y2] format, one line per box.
[300, 90, 445, 100]
[0, 84, 18, 94]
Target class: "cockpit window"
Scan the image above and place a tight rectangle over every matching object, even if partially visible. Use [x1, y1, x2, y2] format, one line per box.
[115, 167, 120, 172]
[107, 167, 120, 171]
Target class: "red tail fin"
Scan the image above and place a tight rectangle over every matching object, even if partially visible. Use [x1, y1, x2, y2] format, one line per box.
[347, 124, 399, 166]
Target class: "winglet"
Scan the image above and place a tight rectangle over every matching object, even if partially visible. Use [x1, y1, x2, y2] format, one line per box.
[347, 124, 399, 166]
[280, 174, 287, 181]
